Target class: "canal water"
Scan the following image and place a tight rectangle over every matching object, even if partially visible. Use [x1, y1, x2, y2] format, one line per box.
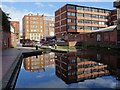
[15, 49, 120, 89]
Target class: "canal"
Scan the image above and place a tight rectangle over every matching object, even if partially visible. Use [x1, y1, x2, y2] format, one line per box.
[15, 49, 120, 89]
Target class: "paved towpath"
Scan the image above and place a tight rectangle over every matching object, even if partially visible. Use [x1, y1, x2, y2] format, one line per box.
[0, 47, 36, 89]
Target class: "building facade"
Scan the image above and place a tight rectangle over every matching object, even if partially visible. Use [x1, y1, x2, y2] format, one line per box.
[23, 14, 54, 42]
[23, 14, 44, 42]
[55, 50, 120, 83]
[109, 9, 117, 26]
[44, 16, 55, 37]
[55, 4, 111, 41]
[1, 8, 11, 49]
[10, 24, 16, 47]
[114, 0, 120, 45]
[24, 52, 55, 72]
[10, 21, 20, 45]
[55, 51, 110, 84]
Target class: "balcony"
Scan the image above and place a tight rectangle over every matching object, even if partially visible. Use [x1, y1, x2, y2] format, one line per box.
[114, 1, 120, 8]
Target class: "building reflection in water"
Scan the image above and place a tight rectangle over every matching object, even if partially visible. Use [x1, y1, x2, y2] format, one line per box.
[55, 50, 120, 84]
[23, 52, 55, 72]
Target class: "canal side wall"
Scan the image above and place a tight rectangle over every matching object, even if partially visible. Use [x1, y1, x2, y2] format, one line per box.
[1, 48, 42, 90]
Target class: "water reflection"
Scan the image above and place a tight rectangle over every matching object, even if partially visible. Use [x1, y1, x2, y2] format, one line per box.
[23, 52, 55, 72]
[55, 50, 120, 84]
[16, 49, 120, 88]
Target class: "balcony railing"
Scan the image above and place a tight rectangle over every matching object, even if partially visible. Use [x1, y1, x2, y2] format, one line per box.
[114, 1, 120, 8]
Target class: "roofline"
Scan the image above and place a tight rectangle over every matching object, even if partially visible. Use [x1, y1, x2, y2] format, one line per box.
[66, 3, 112, 11]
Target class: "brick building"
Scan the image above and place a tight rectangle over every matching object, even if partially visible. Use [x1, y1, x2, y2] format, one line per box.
[55, 51, 110, 84]
[22, 14, 54, 42]
[109, 9, 117, 26]
[55, 4, 111, 41]
[11, 21, 20, 45]
[24, 52, 55, 72]
[1, 8, 11, 49]
[44, 16, 54, 37]
[114, 0, 120, 45]
[10, 24, 16, 47]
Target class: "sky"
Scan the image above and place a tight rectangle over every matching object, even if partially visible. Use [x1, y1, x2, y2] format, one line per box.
[0, 1, 116, 34]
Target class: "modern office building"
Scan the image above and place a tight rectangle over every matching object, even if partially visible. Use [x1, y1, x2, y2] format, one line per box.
[55, 4, 112, 41]
[22, 14, 54, 42]
[55, 51, 109, 84]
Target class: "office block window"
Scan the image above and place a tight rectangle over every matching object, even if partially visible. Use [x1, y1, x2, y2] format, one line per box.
[77, 20, 84, 23]
[67, 18, 76, 23]
[92, 27, 99, 30]
[77, 13, 84, 17]
[84, 20, 92, 24]
[99, 21, 105, 25]
[92, 8, 98, 12]
[68, 25, 76, 29]
[99, 9, 105, 13]
[99, 15, 106, 19]
[77, 7, 83, 10]
[92, 21, 99, 24]
[67, 12, 76, 16]
[92, 14, 99, 18]
[84, 26, 92, 30]
[67, 5, 75, 10]
[77, 26, 84, 30]
[84, 7, 91, 11]
[84, 14, 91, 17]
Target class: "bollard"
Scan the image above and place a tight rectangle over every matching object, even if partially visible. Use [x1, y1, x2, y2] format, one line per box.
[36, 45, 38, 50]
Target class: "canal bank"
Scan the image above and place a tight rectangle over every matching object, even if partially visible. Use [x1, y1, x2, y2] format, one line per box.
[1, 47, 42, 90]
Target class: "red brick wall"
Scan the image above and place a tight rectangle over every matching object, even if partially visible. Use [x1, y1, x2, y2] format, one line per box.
[2, 31, 11, 49]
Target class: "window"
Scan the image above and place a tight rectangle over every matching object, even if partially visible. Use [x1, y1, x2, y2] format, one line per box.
[92, 21, 99, 24]
[92, 14, 98, 18]
[67, 12, 76, 16]
[92, 8, 98, 12]
[31, 25, 38, 28]
[68, 26, 75, 29]
[105, 10, 110, 14]
[84, 14, 91, 17]
[77, 20, 84, 23]
[84, 20, 91, 24]
[84, 26, 92, 30]
[40, 18, 43, 20]
[84, 7, 91, 11]
[77, 7, 83, 10]
[99, 15, 106, 19]
[99, 21, 105, 25]
[77, 13, 84, 17]
[67, 19, 76, 23]
[92, 27, 99, 30]
[67, 5, 75, 10]
[40, 26, 42, 28]
[99, 9, 105, 13]
[77, 26, 84, 30]
[97, 34, 101, 41]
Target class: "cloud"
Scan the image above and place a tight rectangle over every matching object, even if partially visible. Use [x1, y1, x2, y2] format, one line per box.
[0, 4, 30, 34]
[48, 4, 55, 8]
[34, 2, 44, 7]
[0, 3, 53, 34]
